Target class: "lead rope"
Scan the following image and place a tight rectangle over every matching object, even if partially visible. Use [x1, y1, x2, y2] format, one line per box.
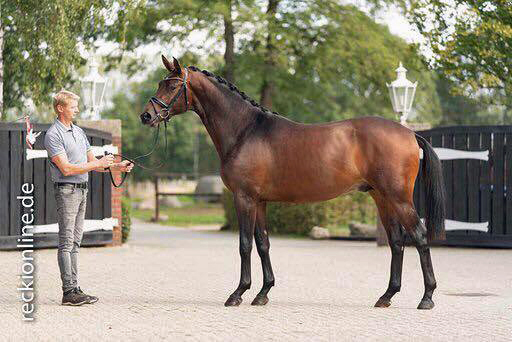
[106, 119, 171, 188]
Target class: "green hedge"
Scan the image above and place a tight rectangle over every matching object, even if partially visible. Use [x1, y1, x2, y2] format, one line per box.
[121, 197, 132, 243]
[221, 189, 377, 235]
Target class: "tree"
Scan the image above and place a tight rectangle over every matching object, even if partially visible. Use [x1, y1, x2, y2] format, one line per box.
[409, 0, 512, 122]
[0, 0, 139, 119]
[235, 3, 441, 123]
[435, 74, 491, 125]
[117, 0, 250, 83]
[259, 0, 279, 108]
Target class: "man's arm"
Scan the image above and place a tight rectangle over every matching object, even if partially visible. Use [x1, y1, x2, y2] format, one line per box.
[51, 152, 114, 177]
[86, 151, 133, 173]
[87, 150, 111, 173]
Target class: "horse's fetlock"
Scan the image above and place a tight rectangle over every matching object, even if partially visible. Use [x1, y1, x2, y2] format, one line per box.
[428, 281, 437, 291]
[389, 283, 401, 293]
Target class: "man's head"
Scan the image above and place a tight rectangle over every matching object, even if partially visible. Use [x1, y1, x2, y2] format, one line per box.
[53, 90, 80, 121]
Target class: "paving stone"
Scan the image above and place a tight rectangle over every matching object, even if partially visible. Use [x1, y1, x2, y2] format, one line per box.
[0, 219, 511, 341]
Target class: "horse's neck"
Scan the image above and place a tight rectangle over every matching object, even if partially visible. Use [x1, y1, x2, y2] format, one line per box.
[191, 75, 255, 162]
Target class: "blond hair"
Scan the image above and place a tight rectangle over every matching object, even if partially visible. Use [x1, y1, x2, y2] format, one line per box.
[53, 90, 80, 115]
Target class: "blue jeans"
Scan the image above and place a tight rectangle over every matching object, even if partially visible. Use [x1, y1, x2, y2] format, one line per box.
[54, 184, 88, 293]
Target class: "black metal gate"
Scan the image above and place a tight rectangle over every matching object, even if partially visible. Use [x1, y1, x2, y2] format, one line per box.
[0, 122, 113, 249]
[414, 126, 512, 247]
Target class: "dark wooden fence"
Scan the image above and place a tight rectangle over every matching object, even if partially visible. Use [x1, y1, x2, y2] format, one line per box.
[415, 125, 512, 248]
[152, 172, 221, 222]
[0, 123, 113, 249]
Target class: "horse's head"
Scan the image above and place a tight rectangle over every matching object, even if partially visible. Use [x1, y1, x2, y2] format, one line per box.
[140, 55, 190, 126]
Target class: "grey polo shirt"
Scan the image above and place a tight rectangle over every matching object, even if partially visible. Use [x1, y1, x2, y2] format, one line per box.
[44, 119, 92, 183]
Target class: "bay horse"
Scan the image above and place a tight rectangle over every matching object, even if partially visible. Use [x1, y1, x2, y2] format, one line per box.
[140, 56, 446, 310]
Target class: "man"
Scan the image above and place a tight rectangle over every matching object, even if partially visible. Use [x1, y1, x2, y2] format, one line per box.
[44, 90, 133, 306]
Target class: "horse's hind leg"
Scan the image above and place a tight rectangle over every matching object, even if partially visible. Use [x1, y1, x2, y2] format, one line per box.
[251, 202, 275, 306]
[390, 201, 437, 310]
[225, 193, 257, 307]
[371, 191, 406, 308]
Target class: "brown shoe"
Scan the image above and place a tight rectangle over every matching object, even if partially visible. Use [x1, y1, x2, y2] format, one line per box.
[75, 287, 99, 304]
[62, 289, 88, 306]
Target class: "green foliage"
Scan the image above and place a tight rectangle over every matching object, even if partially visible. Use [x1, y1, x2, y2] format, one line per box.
[222, 189, 377, 235]
[121, 196, 132, 243]
[435, 74, 504, 125]
[1, 0, 140, 113]
[409, 0, 512, 121]
[235, 3, 440, 124]
[117, 0, 441, 123]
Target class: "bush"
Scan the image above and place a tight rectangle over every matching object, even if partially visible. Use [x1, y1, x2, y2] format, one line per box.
[121, 197, 132, 243]
[222, 189, 377, 235]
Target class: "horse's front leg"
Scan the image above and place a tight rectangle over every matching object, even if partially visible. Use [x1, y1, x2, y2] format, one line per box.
[224, 193, 257, 307]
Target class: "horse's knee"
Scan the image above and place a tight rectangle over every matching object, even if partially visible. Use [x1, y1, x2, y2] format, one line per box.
[389, 240, 403, 254]
[239, 243, 252, 257]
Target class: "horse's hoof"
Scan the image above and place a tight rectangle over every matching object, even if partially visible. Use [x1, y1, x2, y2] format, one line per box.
[251, 295, 269, 306]
[417, 298, 435, 310]
[224, 295, 242, 307]
[374, 297, 391, 308]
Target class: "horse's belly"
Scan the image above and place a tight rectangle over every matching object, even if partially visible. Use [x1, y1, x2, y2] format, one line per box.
[262, 168, 362, 203]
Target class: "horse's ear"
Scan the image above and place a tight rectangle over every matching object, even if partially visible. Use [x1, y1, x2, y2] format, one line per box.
[173, 57, 182, 76]
[162, 55, 175, 73]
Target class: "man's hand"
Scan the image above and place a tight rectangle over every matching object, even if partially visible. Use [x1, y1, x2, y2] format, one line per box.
[117, 160, 134, 173]
[98, 154, 115, 168]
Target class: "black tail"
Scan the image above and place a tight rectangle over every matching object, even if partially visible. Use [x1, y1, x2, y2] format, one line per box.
[415, 134, 446, 242]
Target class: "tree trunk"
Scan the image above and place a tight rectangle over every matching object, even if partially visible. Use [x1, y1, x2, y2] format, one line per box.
[259, 0, 279, 109]
[223, 0, 235, 83]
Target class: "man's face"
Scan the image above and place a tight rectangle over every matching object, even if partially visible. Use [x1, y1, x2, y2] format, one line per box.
[58, 99, 79, 121]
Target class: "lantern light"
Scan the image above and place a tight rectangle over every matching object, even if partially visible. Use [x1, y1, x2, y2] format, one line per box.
[386, 62, 417, 125]
[81, 57, 107, 120]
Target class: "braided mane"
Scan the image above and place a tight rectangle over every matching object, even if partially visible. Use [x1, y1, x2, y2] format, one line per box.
[188, 66, 279, 116]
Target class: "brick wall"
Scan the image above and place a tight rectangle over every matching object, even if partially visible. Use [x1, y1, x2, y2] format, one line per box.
[78, 119, 123, 246]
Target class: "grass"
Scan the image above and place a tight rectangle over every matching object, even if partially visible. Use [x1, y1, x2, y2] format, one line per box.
[132, 201, 225, 227]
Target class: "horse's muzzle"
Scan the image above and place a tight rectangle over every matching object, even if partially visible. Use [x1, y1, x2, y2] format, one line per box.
[140, 112, 152, 124]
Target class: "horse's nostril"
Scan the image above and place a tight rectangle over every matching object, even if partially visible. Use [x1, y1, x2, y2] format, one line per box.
[140, 112, 152, 124]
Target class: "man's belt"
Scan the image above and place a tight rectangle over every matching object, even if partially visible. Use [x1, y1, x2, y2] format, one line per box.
[55, 182, 88, 189]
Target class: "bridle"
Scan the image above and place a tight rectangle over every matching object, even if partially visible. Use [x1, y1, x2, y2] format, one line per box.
[147, 68, 189, 123]
[108, 67, 190, 187]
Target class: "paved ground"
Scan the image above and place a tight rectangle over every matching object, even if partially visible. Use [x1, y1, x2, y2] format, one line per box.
[1, 219, 511, 341]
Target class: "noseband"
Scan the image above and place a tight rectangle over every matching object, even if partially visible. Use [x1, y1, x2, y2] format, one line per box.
[149, 68, 189, 122]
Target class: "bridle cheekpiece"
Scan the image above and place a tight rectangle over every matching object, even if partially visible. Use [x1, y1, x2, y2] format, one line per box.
[148, 68, 189, 122]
